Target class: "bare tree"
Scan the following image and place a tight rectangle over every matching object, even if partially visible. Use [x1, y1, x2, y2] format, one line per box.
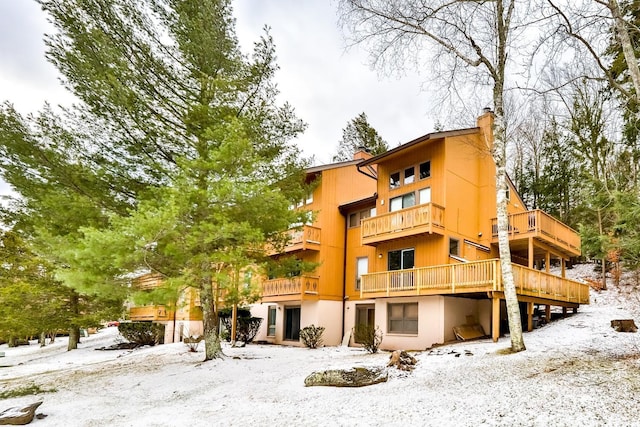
[542, 0, 640, 114]
[339, 0, 526, 352]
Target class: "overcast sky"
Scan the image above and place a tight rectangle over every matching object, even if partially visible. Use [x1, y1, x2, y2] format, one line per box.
[0, 1, 463, 196]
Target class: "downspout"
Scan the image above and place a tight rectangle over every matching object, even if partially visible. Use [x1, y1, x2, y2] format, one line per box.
[341, 211, 348, 341]
[356, 162, 378, 180]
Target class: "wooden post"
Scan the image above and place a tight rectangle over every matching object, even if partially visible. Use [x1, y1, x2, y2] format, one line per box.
[545, 305, 551, 323]
[545, 251, 551, 273]
[527, 302, 534, 332]
[562, 307, 567, 318]
[561, 258, 566, 278]
[528, 238, 534, 269]
[492, 296, 500, 342]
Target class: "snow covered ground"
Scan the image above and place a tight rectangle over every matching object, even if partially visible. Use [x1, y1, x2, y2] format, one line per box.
[2, 263, 640, 426]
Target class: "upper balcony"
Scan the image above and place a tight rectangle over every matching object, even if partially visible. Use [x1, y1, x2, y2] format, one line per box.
[491, 210, 581, 257]
[269, 225, 321, 255]
[360, 203, 445, 246]
[359, 259, 589, 306]
[261, 275, 320, 302]
[129, 305, 172, 322]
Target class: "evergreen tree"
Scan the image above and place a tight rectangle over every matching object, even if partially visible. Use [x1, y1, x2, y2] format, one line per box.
[0, 0, 310, 359]
[333, 112, 388, 161]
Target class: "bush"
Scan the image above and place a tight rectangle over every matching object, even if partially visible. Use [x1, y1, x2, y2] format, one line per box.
[118, 322, 165, 346]
[300, 324, 325, 349]
[220, 316, 263, 343]
[353, 324, 383, 354]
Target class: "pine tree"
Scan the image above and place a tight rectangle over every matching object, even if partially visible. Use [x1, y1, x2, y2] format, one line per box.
[333, 112, 388, 161]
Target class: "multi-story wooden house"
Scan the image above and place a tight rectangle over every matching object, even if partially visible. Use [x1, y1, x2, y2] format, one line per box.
[129, 273, 203, 343]
[256, 110, 588, 350]
[251, 152, 378, 346]
[341, 111, 587, 350]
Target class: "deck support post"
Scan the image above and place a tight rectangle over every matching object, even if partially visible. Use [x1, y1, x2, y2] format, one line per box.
[492, 296, 500, 342]
[545, 251, 551, 273]
[545, 305, 551, 322]
[561, 258, 566, 278]
[527, 302, 534, 332]
[562, 306, 567, 317]
[528, 238, 534, 269]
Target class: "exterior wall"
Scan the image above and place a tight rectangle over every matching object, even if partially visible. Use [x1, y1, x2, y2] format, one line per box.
[377, 296, 444, 351]
[161, 319, 203, 344]
[346, 296, 492, 350]
[250, 300, 343, 347]
[443, 297, 483, 342]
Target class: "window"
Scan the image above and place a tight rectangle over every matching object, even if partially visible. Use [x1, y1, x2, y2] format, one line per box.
[420, 161, 431, 179]
[404, 167, 415, 184]
[348, 208, 373, 228]
[388, 248, 415, 270]
[388, 303, 418, 334]
[390, 193, 415, 212]
[355, 257, 368, 290]
[306, 193, 314, 204]
[267, 306, 276, 337]
[449, 238, 460, 256]
[419, 187, 431, 204]
[390, 172, 400, 189]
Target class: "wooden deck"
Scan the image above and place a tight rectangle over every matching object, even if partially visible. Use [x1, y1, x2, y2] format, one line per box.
[361, 203, 445, 246]
[491, 210, 581, 257]
[129, 305, 172, 321]
[360, 259, 589, 306]
[268, 225, 321, 255]
[261, 275, 321, 302]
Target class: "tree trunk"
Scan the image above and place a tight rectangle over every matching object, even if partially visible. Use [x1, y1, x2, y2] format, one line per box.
[609, 0, 640, 99]
[67, 292, 80, 351]
[200, 276, 223, 360]
[598, 208, 607, 290]
[40, 331, 46, 347]
[68, 326, 79, 350]
[231, 303, 238, 346]
[493, 91, 526, 353]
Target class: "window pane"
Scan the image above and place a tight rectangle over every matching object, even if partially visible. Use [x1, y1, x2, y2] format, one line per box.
[267, 307, 276, 336]
[349, 213, 358, 227]
[390, 196, 403, 212]
[402, 249, 415, 269]
[402, 192, 416, 208]
[405, 303, 419, 318]
[389, 304, 404, 318]
[420, 161, 431, 179]
[356, 257, 368, 291]
[360, 209, 371, 220]
[449, 238, 460, 256]
[419, 187, 431, 204]
[404, 167, 415, 184]
[390, 172, 400, 188]
[404, 320, 419, 333]
[388, 250, 401, 270]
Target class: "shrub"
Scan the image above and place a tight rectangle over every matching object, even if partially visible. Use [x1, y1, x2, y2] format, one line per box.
[220, 316, 263, 343]
[300, 324, 325, 349]
[353, 324, 383, 354]
[118, 322, 165, 346]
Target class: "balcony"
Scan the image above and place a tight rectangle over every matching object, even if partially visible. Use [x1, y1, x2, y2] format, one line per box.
[360, 259, 589, 306]
[491, 210, 581, 257]
[261, 275, 320, 302]
[361, 203, 445, 246]
[269, 226, 321, 255]
[129, 305, 172, 321]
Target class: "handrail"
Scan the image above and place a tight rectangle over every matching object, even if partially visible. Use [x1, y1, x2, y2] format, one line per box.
[361, 203, 445, 240]
[360, 259, 589, 304]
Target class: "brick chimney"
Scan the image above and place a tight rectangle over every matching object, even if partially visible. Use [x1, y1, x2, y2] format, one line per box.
[353, 146, 373, 161]
[477, 107, 495, 150]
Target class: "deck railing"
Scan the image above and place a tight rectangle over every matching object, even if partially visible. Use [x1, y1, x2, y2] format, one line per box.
[262, 275, 320, 297]
[129, 305, 171, 321]
[361, 203, 445, 244]
[360, 259, 589, 304]
[491, 210, 581, 254]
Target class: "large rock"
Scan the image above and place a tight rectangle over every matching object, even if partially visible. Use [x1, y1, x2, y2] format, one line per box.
[387, 350, 418, 371]
[0, 401, 43, 425]
[304, 367, 388, 387]
[611, 319, 638, 332]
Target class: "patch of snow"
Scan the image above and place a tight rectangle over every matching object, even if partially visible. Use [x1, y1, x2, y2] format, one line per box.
[1, 266, 640, 426]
